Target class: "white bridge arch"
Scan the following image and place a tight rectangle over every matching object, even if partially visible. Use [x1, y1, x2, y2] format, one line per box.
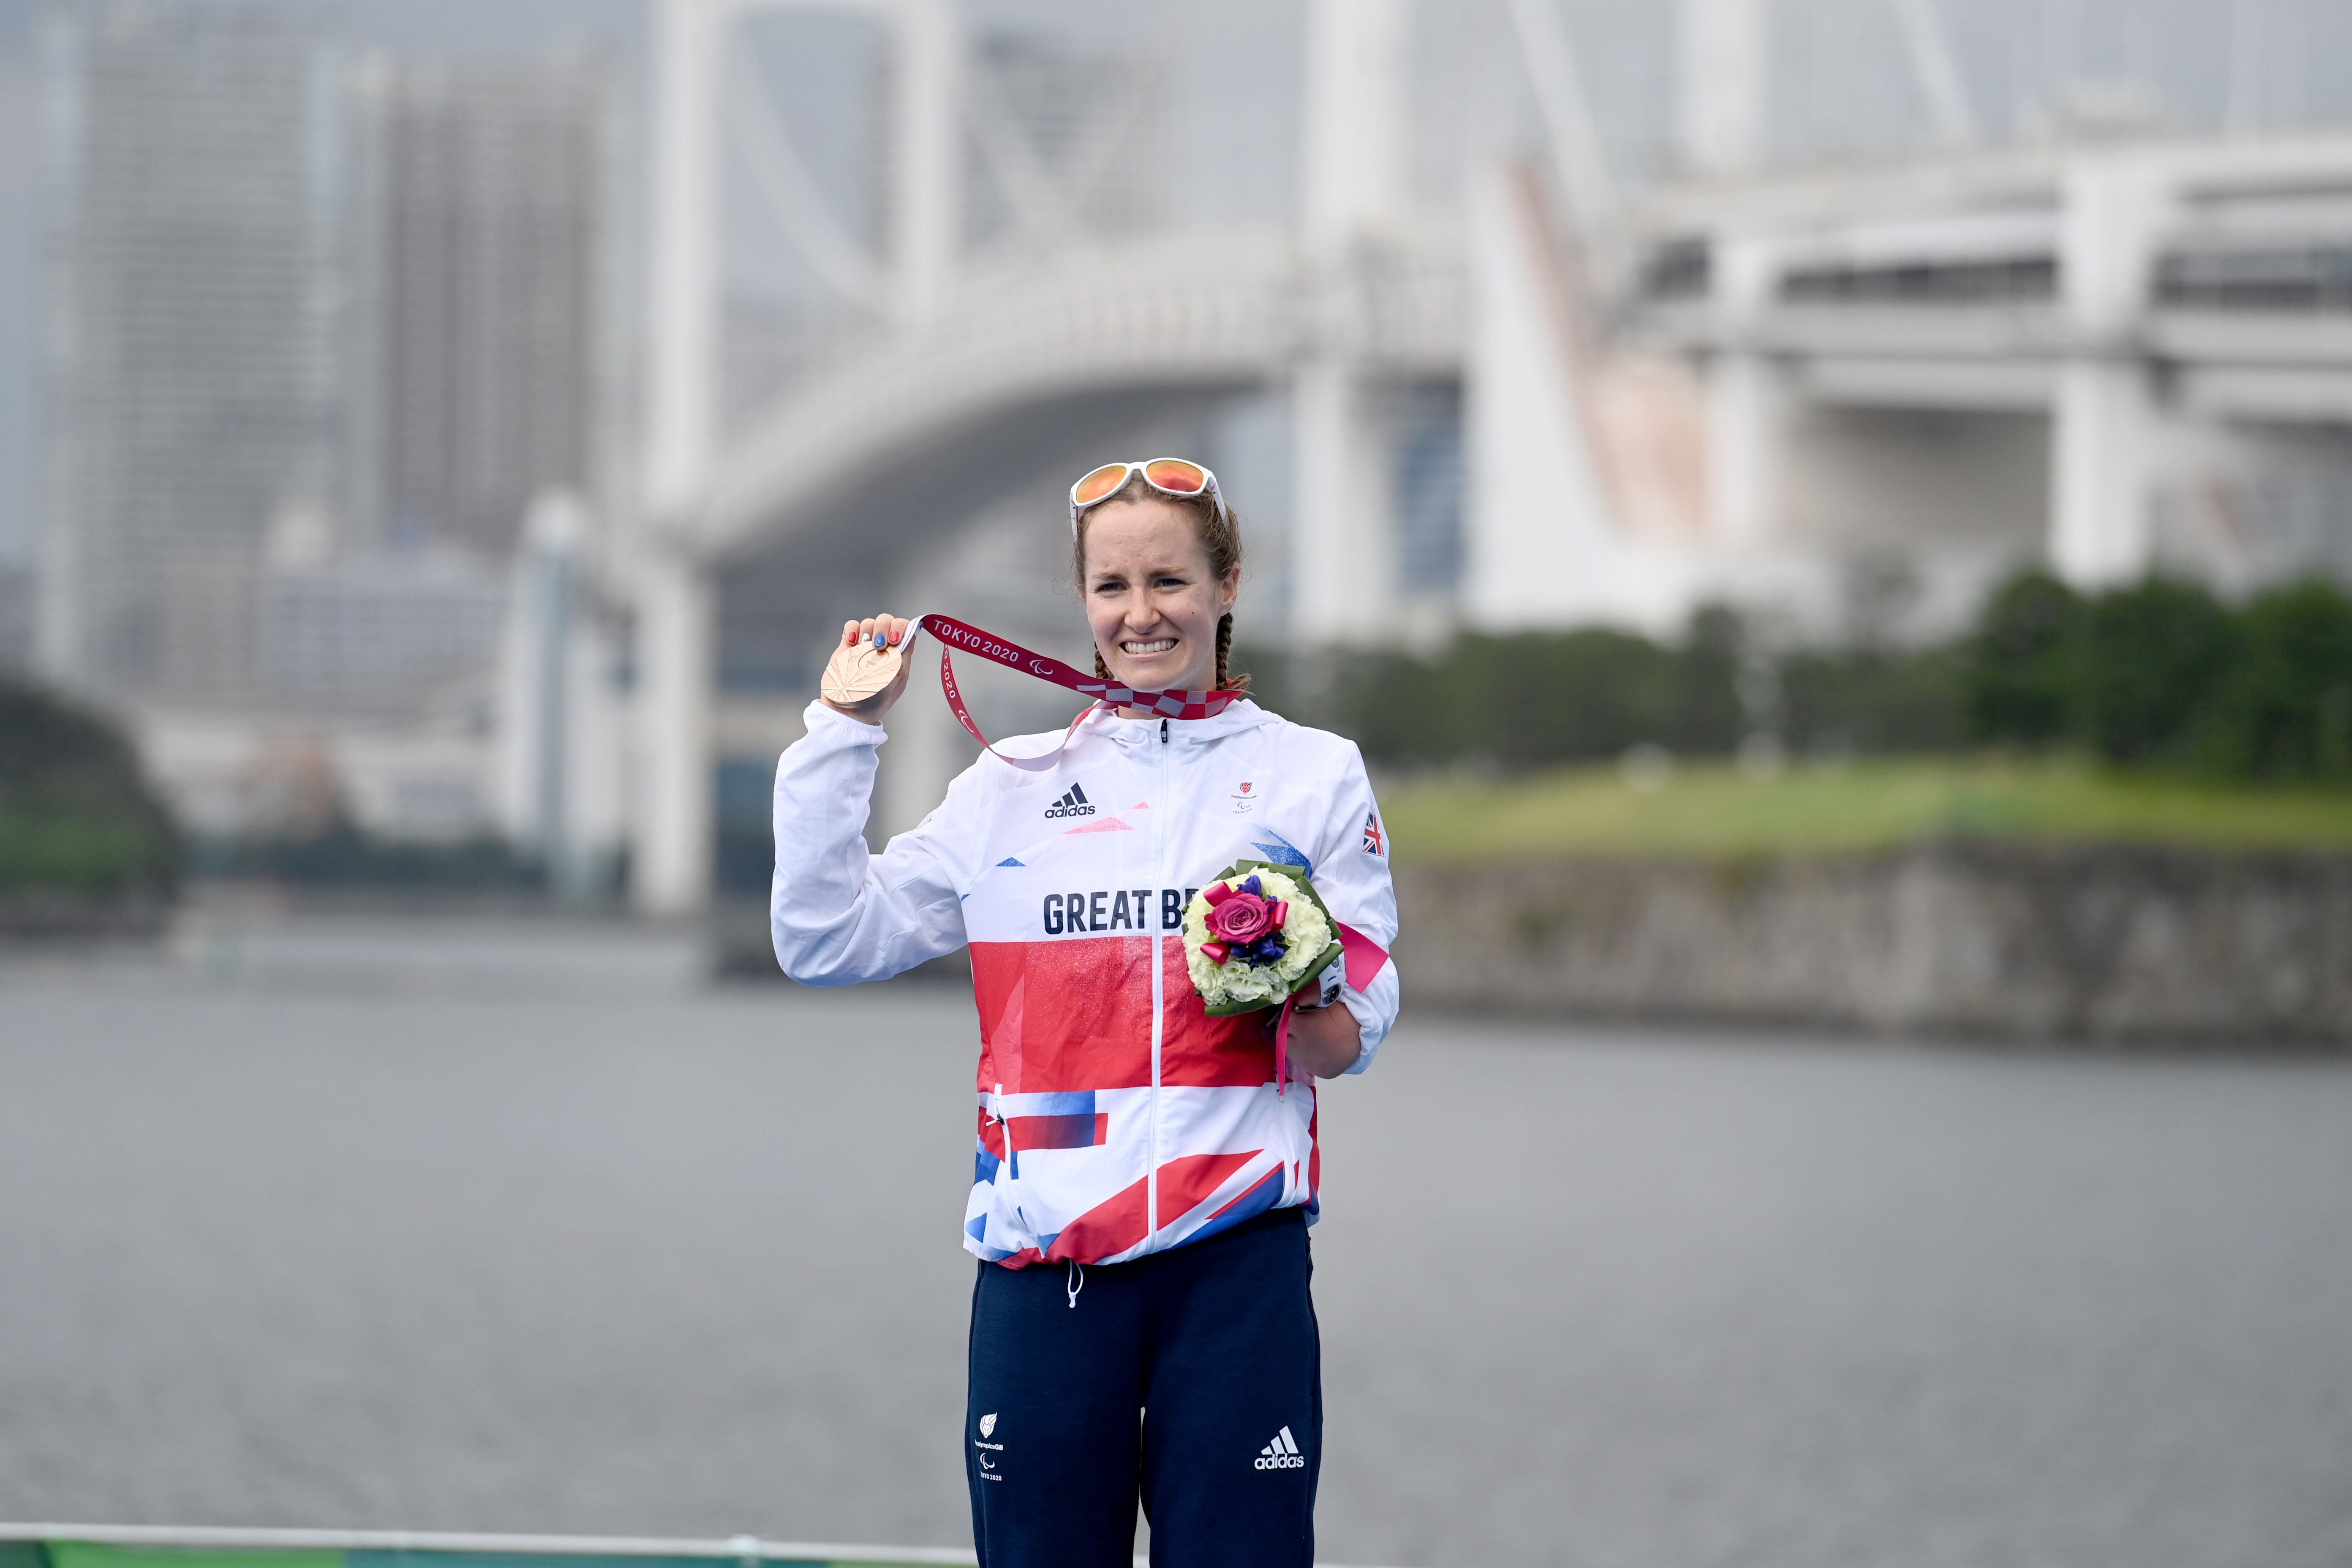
[694, 227, 1464, 559]
[628, 0, 1450, 912]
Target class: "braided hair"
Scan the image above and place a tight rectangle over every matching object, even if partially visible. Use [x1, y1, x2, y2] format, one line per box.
[1075, 473, 1249, 694]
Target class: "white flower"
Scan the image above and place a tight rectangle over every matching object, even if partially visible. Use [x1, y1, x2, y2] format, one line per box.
[1181, 868, 1332, 1012]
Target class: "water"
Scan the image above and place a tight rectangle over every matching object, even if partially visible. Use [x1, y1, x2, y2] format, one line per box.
[3, 913, 2350, 1568]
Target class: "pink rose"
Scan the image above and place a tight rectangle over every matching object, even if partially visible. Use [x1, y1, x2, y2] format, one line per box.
[1206, 895, 1272, 945]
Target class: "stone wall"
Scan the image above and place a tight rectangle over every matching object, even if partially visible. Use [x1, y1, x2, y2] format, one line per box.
[1394, 843, 2352, 1043]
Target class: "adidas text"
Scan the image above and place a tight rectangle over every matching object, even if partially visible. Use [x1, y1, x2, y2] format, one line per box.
[1255, 1426, 1306, 1470]
[1043, 783, 1095, 819]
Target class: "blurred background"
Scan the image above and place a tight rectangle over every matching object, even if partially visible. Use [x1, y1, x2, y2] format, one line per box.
[4, 0, 2352, 1563]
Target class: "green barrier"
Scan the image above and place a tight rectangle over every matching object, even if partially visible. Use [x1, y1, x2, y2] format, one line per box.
[348, 1556, 839, 1568]
[349, 1556, 808, 1568]
[52, 1544, 344, 1568]
[2, 1536, 972, 1568]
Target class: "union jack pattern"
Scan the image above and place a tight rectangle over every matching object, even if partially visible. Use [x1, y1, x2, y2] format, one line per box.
[770, 694, 1402, 1268]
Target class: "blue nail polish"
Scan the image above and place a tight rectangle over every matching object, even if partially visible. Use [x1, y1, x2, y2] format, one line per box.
[874, 630, 888, 651]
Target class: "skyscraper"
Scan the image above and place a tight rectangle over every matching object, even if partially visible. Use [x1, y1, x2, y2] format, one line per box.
[36, 8, 339, 708]
[34, 17, 613, 841]
[348, 54, 608, 561]
[240, 51, 612, 720]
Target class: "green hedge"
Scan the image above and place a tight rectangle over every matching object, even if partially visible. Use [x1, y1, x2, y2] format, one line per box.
[197, 824, 547, 890]
[1244, 570, 2352, 786]
[1967, 572, 2352, 782]
[0, 677, 181, 895]
[1240, 609, 1748, 768]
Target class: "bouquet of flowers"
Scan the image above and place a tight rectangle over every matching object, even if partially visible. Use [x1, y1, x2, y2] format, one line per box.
[1181, 860, 1345, 1017]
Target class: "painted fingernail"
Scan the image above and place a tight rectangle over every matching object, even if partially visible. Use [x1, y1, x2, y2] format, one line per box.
[874, 630, 888, 651]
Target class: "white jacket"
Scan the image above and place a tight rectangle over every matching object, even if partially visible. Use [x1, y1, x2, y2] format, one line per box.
[771, 697, 1401, 1267]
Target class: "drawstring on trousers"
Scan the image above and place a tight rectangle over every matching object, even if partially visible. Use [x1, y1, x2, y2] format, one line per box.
[1066, 1258, 1085, 1309]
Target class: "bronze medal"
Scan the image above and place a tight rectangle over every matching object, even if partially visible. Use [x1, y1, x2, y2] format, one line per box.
[822, 639, 904, 706]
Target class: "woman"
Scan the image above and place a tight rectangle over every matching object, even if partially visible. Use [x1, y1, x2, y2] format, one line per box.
[769, 459, 1401, 1568]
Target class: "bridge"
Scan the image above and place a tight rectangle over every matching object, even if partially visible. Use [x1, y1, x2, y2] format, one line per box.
[695, 225, 1464, 561]
[1641, 129, 2352, 630]
[621, 0, 1472, 912]
[610, 0, 2352, 913]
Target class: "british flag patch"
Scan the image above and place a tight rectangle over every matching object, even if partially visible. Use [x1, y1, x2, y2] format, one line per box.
[1361, 810, 1384, 856]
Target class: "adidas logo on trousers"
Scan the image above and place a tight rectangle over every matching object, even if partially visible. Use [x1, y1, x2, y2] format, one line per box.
[1043, 783, 1096, 819]
[1254, 1426, 1306, 1470]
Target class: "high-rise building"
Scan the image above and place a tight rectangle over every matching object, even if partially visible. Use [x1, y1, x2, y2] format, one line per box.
[240, 52, 612, 721]
[348, 54, 609, 562]
[36, 9, 339, 708]
[35, 19, 612, 843]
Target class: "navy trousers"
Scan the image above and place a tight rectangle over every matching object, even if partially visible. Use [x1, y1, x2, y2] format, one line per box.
[965, 1207, 1321, 1568]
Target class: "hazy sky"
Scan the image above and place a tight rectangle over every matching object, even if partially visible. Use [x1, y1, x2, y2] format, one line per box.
[4, 0, 2351, 569]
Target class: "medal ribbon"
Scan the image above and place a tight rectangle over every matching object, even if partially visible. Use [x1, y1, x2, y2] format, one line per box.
[872, 616, 1393, 1082]
[913, 612, 1244, 772]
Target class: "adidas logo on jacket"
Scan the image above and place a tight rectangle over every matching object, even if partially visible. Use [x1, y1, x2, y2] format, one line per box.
[1043, 783, 1095, 819]
[770, 697, 1401, 1269]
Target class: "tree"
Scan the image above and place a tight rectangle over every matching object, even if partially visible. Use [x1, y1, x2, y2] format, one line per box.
[1965, 570, 2082, 746]
[2202, 578, 2352, 781]
[0, 678, 181, 897]
[1485, 629, 1681, 767]
[2080, 577, 2240, 766]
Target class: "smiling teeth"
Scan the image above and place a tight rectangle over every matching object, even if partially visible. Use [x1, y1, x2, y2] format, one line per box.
[1123, 639, 1176, 654]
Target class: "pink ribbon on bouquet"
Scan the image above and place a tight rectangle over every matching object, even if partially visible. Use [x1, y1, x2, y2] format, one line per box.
[1271, 921, 1392, 1096]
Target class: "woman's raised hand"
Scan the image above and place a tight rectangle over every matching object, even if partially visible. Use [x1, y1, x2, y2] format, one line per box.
[820, 613, 916, 721]
[843, 613, 913, 654]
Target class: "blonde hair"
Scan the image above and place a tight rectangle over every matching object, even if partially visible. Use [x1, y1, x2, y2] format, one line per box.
[1072, 474, 1249, 692]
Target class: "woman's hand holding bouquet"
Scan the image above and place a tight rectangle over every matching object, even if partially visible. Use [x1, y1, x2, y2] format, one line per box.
[1180, 860, 1349, 1092]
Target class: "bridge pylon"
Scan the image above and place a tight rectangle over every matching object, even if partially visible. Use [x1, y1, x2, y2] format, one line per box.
[1293, 0, 1412, 644]
[631, 0, 961, 915]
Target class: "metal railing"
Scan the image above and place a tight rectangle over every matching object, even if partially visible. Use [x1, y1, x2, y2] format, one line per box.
[0, 1526, 1404, 1568]
[0, 1527, 971, 1568]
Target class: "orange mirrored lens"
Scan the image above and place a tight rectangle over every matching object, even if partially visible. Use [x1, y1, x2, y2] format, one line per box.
[1073, 463, 1131, 506]
[1144, 460, 1206, 493]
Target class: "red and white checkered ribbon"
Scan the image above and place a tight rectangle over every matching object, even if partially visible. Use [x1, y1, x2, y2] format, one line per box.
[914, 612, 1243, 772]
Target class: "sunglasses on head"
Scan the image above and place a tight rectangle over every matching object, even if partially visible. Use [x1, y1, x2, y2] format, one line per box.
[1068, 459, 1226, 537]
